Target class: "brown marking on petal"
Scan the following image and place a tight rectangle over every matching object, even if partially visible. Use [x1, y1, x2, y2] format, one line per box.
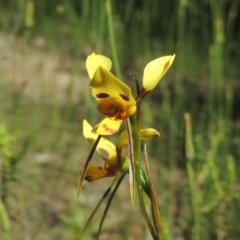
[97, 93, 109, 98]
[106, 165, 122, 176]
[98, 148, 109, 159]
[153, 133, 160, 137]
[85, 166, 107, 182]
[115, 109, 126, 119]
[119, 94, 129, 101]
[115, 105, 136, 119]
[103, 123, 118, 134]
[97, 101, 119, 116]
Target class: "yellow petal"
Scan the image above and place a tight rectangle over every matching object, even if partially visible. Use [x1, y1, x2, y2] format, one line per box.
[86, 53, 112, 79]
[92, 117, 123, 135]
[142, 54, 175, 92]
[90, 67, 136, 115]
[139, 128, 160, 139]
[117, 128, 160, 149]
[83, 119, 117, 161]
[85, 164, 121, 182]
[85, 166, 108, 182]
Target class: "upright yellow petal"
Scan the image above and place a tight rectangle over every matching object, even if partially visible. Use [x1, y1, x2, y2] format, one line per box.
[90, 67, 136, 118]
[91, 67, 135, 104]
[86, 53, 112, 79]
[83, 119, 116, 161]
[92, 117, 123, 135]
[142, 54, 175, 92]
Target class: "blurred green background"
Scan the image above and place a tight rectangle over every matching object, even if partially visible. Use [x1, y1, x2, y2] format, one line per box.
[0, 0, 239, 239]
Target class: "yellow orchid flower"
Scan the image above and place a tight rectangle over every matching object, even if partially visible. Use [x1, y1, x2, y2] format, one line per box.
[83, 119, 125, 181]
[83, 119, 117, 165]
[85, 53, 175, 135]
[83, 120, 160, 181]
[86, 54, 136, 135]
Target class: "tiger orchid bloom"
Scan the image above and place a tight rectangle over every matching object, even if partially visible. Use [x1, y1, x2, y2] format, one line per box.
[86, 53, 175, 135]
[86, 53, 136, 135]
[83, 119, 127, 181]
[83, 120, 160, 181]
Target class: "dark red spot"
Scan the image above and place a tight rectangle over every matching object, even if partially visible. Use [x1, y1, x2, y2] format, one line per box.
[103, 123, 117, 134]
[97, 93, 109, 98]
[119, 94, 129, 101]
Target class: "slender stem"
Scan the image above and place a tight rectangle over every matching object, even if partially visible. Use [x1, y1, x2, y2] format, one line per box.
[125, 118, 135, 204]
[186, 162, 200, 240]
[143, 144, 164, 239]
[184, 113, 200, 240]
[77, 135, 102, 196]
[0, 198, 10, 240]
[130, 114, 157, 239]
[105, 0, 122, 79]
[97, 173, 126, 239]
[79, 175, 120, 240]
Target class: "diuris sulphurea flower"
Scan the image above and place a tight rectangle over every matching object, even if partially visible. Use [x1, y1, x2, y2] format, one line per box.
[82, 119, 160, 181]
[86, 53, 175, 135]
[82, 119, 125, 181]
[79, 52, 175, 240]
[86, 53, 136, 135]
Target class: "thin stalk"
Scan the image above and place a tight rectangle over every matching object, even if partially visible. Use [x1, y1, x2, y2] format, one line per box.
[0, 198, 10, 240]
[105, 0, 122, 78]
[79, 175, 120, 240]
[124, 0, 134, 27]
[206, 134, 224, 196]
[176, 0, 187, 81]
[143, 144, 165, 240]
[209, 0, 225, 122]
[130, 114, 157, 239]
[77, 135, 102, 196]
[125, 118, 135, 204]
[184, 113, 200, 240]
[97, 173, 126, 239]
[186, 161, 201, 240]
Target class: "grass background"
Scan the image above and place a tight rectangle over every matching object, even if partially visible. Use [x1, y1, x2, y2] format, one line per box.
[0, 0, 240, 239]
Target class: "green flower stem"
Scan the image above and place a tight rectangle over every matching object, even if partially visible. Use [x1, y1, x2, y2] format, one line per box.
[129, 114, 157, 239]
[105, 0, 122, 79]
[97, 173, 126, 239]
[125, 118, 136, 204]
[79, 174, 122, 240]
[0, 198, 10, 240]
[77, 135, 102, 196]
[143, 144, 165, 240]
[186, 161, 200, 240]
[184, 113, 200, 240]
